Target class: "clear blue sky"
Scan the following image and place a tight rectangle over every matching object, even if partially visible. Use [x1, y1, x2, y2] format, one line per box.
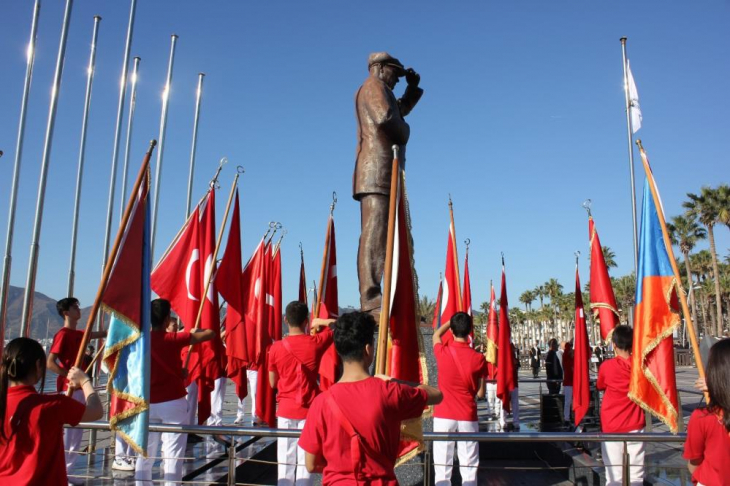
[1, 1, 727, 322]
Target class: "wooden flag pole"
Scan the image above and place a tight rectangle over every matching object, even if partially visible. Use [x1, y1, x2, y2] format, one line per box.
[184, 167, 243, 370]
[69, 140, 157, 394]
[376, 146, 401, 376]
[314, 193, 336, 318]
[448, 197, 463, 311]
[636, 140, 708, 402]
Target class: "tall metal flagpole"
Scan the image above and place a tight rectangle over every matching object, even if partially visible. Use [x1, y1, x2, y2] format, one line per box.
[150, 34, 179, 256]
[0, 0, 41, 341]
[186, 72, 205, 217]
[620, 37, 639, 275]
[67, 15, 102, 296]
[119, 56, 141, 218]
[20, 0, 74, 337]
[101, 0, 136, 272]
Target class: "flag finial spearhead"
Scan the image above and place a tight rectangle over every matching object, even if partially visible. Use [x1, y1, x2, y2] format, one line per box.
[582, 199, 592, 217]
[392, 145, 399, 160]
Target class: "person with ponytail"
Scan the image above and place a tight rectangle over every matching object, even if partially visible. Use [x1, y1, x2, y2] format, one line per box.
[683, 338, 730, 486]
[0, 337, 103, 484]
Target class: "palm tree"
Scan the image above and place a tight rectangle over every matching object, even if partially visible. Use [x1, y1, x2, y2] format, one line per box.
[418, 295, 436, 322]
[519, 290, 534, 313]
[667, 214, 706, 323]
[612, 273, 636, 323]
[684, 187, 724, 336]
[544, 279, 563, 308]
[601, 246, 618, 269]
[535, 285, 545, 310]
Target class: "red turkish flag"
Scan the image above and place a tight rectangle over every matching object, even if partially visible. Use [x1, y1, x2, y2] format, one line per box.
[435, 220, 462, 342]
[216, 191, 247, 400]
[588, 216, 619, 343]
[573, 265, 590, 426]
[268, 242, 283, 341]
[255, 241, 276, 427]
[317, 216, 339, 390]
[496, 263, 516, 413]
[151, 206, 201, 337]
[193, 191, 225, 424]
[485, 282, 498, 380]
[384, 170, 426, 459]
[462, 252, 474, 342]
[298, 250, 307, 306]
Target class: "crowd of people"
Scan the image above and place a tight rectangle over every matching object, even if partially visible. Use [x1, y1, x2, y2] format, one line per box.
[0, 297, 728, 486]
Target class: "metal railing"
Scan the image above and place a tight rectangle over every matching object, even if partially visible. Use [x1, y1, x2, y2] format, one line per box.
[69, 421, 687, 486]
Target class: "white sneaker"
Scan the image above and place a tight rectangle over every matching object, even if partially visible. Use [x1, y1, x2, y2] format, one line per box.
[112, 458, 135, 471]
[233, 416, 243, 425]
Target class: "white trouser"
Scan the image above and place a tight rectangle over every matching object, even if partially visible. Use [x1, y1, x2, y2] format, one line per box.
[499, 387, 520, 427]
[246, 370, 258, 419]
[485, 383, 497, 415]
[186, 382, 198, 426]
[601, 429, 645, 486]
[563, 385, 573, 421]
[135, 397, 189, 486]
[115, 433, 134, 461]
[277, 417, 311, 486]
[206, 377, 227, 426]
[65, 389, 85, 469]
[433, 418, 479, 486]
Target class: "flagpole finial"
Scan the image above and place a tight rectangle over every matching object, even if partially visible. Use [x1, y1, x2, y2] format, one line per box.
[582, 199, 592, 217]
[464, 238, 470, 254]
[448, 194, 453, 210]
[635, 139, 644, 151]
[236, 165, 244, 174]
[299, 241, 304, 256]
[330, 191, 337, 214]
[620, 36, 627, 44]
[574, 250, 580, 265]
[501, 251, 505, 266]
[392, 144, 399, 160]
[209, 156, 228, 189]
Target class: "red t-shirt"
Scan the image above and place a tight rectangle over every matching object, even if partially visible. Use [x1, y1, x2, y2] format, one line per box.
[151, 330, 191, 404]
[433, 341, 488, 421]
[269, 328, 333, 420]
[50, 327, 84, 392]
[0, 385, 85, 485]
[596, 356, 644, 433]
[562, 352, 574, 387]
[299, 377, 428, 485]
[683, 408, 730, 486]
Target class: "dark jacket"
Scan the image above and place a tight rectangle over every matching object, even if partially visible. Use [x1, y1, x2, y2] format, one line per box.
[545, 349, 563, 380]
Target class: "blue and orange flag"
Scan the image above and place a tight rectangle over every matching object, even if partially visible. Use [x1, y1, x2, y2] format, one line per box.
[628, 148, 680, 433]
[101, 168, 151, 455]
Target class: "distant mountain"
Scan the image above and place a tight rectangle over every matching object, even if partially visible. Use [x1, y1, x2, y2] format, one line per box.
[3, 285, 92, 342]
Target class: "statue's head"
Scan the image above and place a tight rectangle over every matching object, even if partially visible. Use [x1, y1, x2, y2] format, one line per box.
[368, 52, 405, 90]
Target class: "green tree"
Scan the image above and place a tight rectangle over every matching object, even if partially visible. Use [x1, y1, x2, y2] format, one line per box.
[684, 186, 725, 335]
[601, 246, 618, 269]
[667, 214, 706, 323]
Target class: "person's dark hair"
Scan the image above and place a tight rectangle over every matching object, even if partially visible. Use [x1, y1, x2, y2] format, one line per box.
[334, 311, 375, 362]
[285, 301, 309, 328]
[0, 338, 47, 441]
[549, 338, 558, 349]
[706, 338, 730, 433]
[612, 325, 633, 352]
[151, 299, 171, 330]
[56, 297, 79, 317]
[450, 312, 472, 338]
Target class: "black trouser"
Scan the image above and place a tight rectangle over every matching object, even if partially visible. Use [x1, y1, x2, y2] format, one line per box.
[547, 381, 561, 394]
[531, 365, 539, 378]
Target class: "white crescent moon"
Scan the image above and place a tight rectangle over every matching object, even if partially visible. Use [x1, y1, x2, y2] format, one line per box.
[186, 249, 200, 301]
[441, 277, 449, 316]
[204, 253, 215, 303]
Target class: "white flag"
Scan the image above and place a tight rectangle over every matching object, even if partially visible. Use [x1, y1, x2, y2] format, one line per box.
[627, 59, 642, 133]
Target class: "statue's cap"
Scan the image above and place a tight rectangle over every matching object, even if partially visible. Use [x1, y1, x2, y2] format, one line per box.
[368, 52, 405, 73]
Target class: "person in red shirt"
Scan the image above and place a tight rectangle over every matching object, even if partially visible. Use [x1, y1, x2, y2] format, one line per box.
[0, 337, 103, 485]
[683, 338, 730, 486]
[597, 325, 645, 486]
[135, 299, 214, 486]
[269, 301, 333, 485]
[432, 312, 487, 486]
[299, 311, 442, 485]
[46, 297, 106, 471]
[561, 342, 574, 424]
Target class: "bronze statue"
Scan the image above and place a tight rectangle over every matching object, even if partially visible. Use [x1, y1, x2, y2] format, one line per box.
[353, 52, 422, 315]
